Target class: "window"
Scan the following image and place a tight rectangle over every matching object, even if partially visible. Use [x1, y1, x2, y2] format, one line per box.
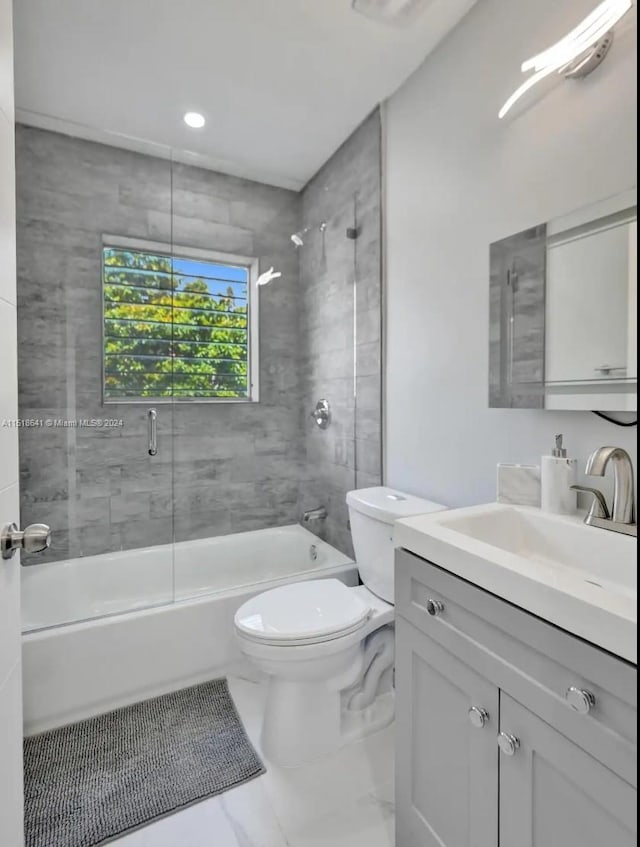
[102, 238, 259, 402]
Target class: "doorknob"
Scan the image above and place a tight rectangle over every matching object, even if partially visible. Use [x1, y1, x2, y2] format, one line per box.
[1, 522, 52, 560]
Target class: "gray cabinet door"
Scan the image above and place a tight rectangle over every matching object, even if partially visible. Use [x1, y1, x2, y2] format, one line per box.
[500, 693, 637, 847]
[396, 617, 499, 847]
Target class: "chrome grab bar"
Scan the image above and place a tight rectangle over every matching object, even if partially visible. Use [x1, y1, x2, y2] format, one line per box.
[148, 408, 158, 456]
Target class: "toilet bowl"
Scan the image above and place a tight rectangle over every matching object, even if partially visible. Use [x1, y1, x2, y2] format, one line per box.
[234, 486, 446, 767]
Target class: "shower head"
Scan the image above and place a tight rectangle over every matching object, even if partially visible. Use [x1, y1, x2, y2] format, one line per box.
[291, 231, 306, 247]
[290, 221, 327, 248]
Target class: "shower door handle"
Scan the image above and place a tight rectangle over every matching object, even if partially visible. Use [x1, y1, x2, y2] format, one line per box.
[148, 408, 158, 456]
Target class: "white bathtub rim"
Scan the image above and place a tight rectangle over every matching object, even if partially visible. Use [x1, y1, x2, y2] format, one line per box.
[23, 558, 357, 641]
[22, 522, 354, 635]
[28, 522, 340, 570]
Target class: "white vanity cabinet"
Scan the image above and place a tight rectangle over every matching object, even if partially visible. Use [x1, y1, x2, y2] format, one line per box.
[395, 549, 638, 847]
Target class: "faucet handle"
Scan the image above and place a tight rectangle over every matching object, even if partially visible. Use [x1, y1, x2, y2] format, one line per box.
[571, 485, 610, 519]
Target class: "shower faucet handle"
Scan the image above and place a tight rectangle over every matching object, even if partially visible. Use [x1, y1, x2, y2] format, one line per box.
[1, 522, 52, 561]
[310, 399, 331, 429]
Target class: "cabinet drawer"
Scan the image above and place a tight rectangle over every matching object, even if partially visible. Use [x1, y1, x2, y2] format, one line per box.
[395, 548, 637, 786]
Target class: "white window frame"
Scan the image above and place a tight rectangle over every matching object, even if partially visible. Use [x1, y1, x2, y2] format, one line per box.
[101, 234, 260, 404]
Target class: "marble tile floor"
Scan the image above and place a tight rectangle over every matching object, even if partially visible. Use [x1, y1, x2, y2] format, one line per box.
[111, 675, 395, 847]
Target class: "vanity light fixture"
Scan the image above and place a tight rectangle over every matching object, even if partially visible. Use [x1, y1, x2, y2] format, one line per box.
[499, 0, 632, 119]
[183, 111, 206, 128]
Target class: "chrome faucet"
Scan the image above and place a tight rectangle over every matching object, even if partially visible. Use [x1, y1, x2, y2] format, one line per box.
[571, 446, 636, 537]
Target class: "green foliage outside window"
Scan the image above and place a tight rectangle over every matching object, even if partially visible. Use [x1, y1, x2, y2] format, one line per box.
[103, 247, 251, 399]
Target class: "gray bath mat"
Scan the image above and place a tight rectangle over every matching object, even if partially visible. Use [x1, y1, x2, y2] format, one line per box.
[23, 678, 265, 847]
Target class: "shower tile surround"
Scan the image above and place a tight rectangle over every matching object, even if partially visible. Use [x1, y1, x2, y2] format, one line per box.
[299, 111, 383, 556]
[15, 113, 382, 563]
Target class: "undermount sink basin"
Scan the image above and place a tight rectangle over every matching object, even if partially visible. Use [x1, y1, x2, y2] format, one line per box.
[394, 503, 637, 663]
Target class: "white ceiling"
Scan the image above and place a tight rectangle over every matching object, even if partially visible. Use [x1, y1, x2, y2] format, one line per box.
[13, 0, 476, 190]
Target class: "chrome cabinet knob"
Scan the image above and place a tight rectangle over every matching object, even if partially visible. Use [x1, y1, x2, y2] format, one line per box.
[566, 686, 596, 715]
[498, 732, 520, 757]
[1, 522, 52, 560]
[426, 599, 445, 617]
[468, 706, 489, 729]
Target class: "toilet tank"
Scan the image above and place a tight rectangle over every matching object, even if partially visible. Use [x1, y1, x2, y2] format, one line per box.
[346, 487, 446, 603]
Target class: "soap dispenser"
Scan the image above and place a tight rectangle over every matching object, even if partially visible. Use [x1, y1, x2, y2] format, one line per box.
[541, 434, 577, 515]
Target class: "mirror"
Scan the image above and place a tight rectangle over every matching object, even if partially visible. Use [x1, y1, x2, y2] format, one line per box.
[489, 190, 637, 411]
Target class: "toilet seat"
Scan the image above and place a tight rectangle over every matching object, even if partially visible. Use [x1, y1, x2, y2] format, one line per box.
[234, 578, 373, 647]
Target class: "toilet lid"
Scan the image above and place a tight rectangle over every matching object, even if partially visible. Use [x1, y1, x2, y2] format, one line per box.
[234, 579, 372, 645]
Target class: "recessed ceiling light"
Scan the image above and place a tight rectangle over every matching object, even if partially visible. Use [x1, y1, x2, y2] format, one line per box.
[183, 112, 206, 129]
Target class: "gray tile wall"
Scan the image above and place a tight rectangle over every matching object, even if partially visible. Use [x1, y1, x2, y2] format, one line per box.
[16, 113, 382, 564]
[298, 110, 383, 556]
[16, 125, 303, 562]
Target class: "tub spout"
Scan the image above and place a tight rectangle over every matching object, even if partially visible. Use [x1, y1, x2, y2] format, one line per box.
[348, 626, 395, 711]
[302, 507, 327, 523]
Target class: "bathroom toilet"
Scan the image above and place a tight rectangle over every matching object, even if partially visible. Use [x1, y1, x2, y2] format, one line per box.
[234, 486, 446, 767]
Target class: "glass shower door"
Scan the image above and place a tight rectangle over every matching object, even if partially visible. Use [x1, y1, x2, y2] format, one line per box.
[167, 151, 383, 601]
[169, 154, 305, 602]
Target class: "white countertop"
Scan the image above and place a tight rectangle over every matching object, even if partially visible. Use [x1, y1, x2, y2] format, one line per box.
[394, 503, 637, 664]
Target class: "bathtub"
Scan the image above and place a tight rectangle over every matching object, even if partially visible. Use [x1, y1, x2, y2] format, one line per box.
[21, 524, 357, 735]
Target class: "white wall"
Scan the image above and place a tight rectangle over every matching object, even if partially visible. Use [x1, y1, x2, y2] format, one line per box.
[384, 0, 637, 508]
[0, 0, 25, 842]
